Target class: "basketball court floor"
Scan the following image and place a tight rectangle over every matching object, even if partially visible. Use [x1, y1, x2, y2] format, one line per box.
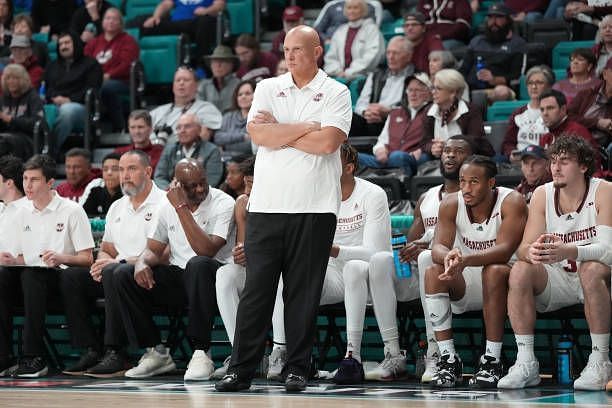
[0, 376, 609, 407]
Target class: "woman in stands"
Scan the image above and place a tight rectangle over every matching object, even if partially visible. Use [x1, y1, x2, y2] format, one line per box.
[219, 154, 251, 199]
[323, 0, 384, 79]
[0, 63, 44, 159]
[428, 50, 470, 102]
[214, 80, 255, 155]
[421, 68, 492, 159]
[501, 65, 554, 163]
[553, 48, 600, 104]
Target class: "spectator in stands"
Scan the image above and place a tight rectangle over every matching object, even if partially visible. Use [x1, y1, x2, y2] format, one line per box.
[218, 154, 250, 199]
[276, 58, 288, 76]
[154, 113, 223, 189]
[553, 48, 600, 104]
[428, 50, 470, 101]
[136, 0, 222, 63]
[12, 13, 48, 67]
[0, 155, 26, 264]
[568, 57, 612, 147]
[114, 110, 164, 173]
[112, 158, 234, 381]
[564, 0, 612, 40]
[150, 66, 222, 146]
[198, 45, 240, 113]
[84, 8, 139, 132]
[44, 31, 103, 159]
[422, 69, 492, 158]
[214, 80, 254, 155]
[417, 0, 472, 49]
[460, 4, 526, 104]
[505, 0, 548, 22]
[0, 63, 44, 160]
[324, 0, 385, 79]
[271, 6, 324, 67]
[502, 65, 554, 163]
[31, 0, 76, 40]
[81, 152, 123, 217]
[0, 154, 94, 378]
[235, 34, 279, 82]
[70, 0, 113, 44]
[350, 35, 414, 137]
[403, 11, 443, 74]
[539, 89, 599, 150]
[358, 72, 432, 176]
[8, 35, 43, 90]
[593, 15, 612, 75]
[0, 0, 12, 33]
[514, 144, 551, 204]
[64, 150, 167, 378]
[56, 148, 101, 201]
[314, 0, 381, 43]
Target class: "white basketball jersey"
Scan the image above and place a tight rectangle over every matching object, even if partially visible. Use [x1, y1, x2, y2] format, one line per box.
[455, 187, 514, 255]
[544, 178, 601, 272]
[419, 184, 445, 245]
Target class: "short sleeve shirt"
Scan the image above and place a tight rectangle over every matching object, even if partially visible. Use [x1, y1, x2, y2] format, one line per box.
[0, 197, 28, 255]
[247, 69, 352, 214]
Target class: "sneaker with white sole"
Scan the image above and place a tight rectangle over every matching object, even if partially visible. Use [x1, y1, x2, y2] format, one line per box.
[212, 356, 231, 380]
[469, 355, 504, 388]
[125, 347, 176, 378]
[13, 356, 48, 378]
[365, 350, 408, 381]
[267, 347, 287, 381]
[421, 353, 439, 383]
[431, 353, 462, 388]
[498, 360, 540, 389]
[184, 350, 215, 381]
[573, 357, 611, 391]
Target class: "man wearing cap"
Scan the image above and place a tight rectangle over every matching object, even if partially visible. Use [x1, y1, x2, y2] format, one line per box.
[358, 72, 432, 177]
[460, 4, 526, 103]
[349, 35, 415, 137]
[8, 35, 43, 89]
[515, 145, 551, 204]
[198, 45, 241, 112]
[417, 0, 472, 49]
[403, 11, 443, 74]
[272, 6, 324, 67]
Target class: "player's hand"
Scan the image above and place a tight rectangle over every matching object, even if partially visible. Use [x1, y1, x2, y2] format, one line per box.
[90, 258, 115, 282]
[134, 262, 155, 290]
[41, 250, 63, 268]
[232, 243, 246, 266]
[440, 248, 463, 280]
[167, 180, 189, 209]
[399, 241, 428, 263]
[252, 110, 278, 125]
[529, 234, 568, 264]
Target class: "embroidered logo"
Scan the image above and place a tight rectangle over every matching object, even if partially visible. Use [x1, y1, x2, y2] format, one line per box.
[566, 214, 574, 221]
[395, 116, 404, 123]
[144, 212, 153, 221]
[24, 225, 31, 232]
[56, 223, 65, 232]
[115, 217, 121, 223]
[276, 91, 287, 97]
[313, 92, 323, 102]
[476, 225, 483, 231]
[169, 225, 176, 232]
[353, 203, 359, 210]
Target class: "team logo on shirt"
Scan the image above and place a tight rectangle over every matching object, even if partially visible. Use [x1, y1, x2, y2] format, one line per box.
[354, 203, 359, 210]
[23, 225, 31, 232]
[313, 93, 324, 102]
[566, 214, 574, 221]
[276, 91, 287, 97]
[115, 217, 121, 223]
[395, 116, 403, 123]
[169, 225, 176, 232]
[144, 212, 153, 221]
[56, 223, 65, 232]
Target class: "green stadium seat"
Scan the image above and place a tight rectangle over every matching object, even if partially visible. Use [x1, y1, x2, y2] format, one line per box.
[138, 35, 181, 85]
[125, 0, 158, 21]
[32, 32, 49, 43]
[44, 104, 57, 129]
[552, 41, 595, 70]
[226, 0, 255, 35]
[333, 76, 366, 109]
[48, 40, 57, 61]
[381, 18, 404, 41]
[125, 27, 140, 40]
[519, 69, 568, 100]
[472, 10, 487, 35]
[486, 100, 529, 122]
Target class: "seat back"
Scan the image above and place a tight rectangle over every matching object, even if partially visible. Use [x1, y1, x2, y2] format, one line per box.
[486, 100, 528, 122]
[552, 40, 595, 70]
[484, 120, 509, 155]
[226, 0, 255, 35]
[125, 0, 158, 20]
[526, 19, 570, 46]
[139, 35, 181, 85]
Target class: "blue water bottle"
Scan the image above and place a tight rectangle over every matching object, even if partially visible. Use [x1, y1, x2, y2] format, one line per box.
[391, 229, 411, 278]
[556, 334, 573, 385]
[476, 56, 486, 88]
[38, 81, 46, 102]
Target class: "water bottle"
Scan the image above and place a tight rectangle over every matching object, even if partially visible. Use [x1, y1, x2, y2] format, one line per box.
[391, 229, 411, 278]
[556, 334, 573, 385]
[476, 56, 486, 88]
[414, 340, 427, 379]
[39, 81, 46, 103]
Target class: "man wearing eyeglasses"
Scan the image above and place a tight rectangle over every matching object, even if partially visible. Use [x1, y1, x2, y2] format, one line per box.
[402, 12, 443, 74]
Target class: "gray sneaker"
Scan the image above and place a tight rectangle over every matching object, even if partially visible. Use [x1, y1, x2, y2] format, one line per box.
[267, 347, 287, 381]
[212, 356, 231, 380]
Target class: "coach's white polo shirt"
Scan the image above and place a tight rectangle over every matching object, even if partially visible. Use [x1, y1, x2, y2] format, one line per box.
[247, 69, 352, 215]
[0, 196, 28, 255]
[17, 192, 94, 266]
[103, 183, 167, 260]
[150, 187, 235, 269]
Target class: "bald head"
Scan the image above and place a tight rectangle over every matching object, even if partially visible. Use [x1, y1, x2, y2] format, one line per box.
[175, 158, 208, 204]
[284, 25, 322, 81]
[286, 25, 321, 48]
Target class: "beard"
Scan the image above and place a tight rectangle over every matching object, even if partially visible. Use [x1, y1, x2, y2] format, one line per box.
[440, 160, 460, 181]
[485, 23, 511, 44]
[121, 182, 145, 197]
[553, 180, 567, 189]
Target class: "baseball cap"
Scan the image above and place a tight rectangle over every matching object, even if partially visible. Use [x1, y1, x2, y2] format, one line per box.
[404, 11, 426, 25]
[283, 6, 303, 22]
[405, 72, 432, 89]
[487, 3, 513, 16]
[521, 144, 547, 160]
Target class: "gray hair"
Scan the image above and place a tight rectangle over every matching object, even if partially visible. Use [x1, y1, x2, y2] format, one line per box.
[429, 50, 456, 69]
[434, 68, 466, 96]
[388, 35, 414, 53]
[1, 63, 31, 95]
[525, 65, 555, 86]
[344, 0, 369, 19]
[599, 14, 612, 29]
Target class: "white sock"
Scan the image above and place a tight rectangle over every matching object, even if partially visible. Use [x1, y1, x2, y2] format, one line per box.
[427, 336, 439, 359]
[515, 334, 535, 363]
[484, 340, 502, 361]
[380, 327, 400, 357]
[346, 330, 362, 363]
[273, 343, 286, 352]
[437, 339, 456, 361]
[590, 333, 610, 361]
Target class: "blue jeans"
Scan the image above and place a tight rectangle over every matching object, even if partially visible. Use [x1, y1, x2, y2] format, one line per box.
[100, 79, 129, 132]
[358, 151, 421, 177]
[544, 0, 567, 19]
[52, 102, 86, 155]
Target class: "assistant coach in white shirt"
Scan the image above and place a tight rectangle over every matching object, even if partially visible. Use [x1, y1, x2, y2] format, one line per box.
[216, 25, 352, 393]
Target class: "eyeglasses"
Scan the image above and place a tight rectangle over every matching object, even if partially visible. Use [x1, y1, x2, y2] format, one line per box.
[406, 87, 429, 94]
[176, 123, 196, 130]
[527, 80, 547, 86]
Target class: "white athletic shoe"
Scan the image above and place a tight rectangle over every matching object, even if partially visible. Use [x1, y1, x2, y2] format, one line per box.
[498, 360, 540, 389]
[267, 347, 287, 381]
[184, 350, 215, 381]
[574, 357, 612, 391]
[421, 354, 439, 383]
[211, 355, 231, 380]
[125, 347, 176, 378]
[365, 350, 408, 381]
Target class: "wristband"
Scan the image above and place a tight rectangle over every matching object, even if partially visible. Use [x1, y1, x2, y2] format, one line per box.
[174, 202, 188, 211]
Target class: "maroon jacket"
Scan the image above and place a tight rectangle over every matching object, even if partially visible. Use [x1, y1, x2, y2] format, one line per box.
[412, 33, 444, 74]
[56, 169, 101, 202]
[505, 0, 548, 14]
[418, 0, 472, 43]
[84, 32, 139, 82]
[539, 118, 598, 149]
[568, 83, 612, 136]
[236, 51, 279, 82]
[114, 143, 164, 173]
[386, 102, 431, 153]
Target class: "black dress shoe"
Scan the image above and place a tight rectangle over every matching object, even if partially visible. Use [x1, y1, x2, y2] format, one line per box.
[215, 373, 251, 392]
[285, 373, 307, 392]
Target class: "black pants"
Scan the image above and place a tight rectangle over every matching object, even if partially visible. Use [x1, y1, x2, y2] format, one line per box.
[113, 256, 220, 349]
[349, 113, 385, 137]
[229, 212, 336, 379]
[59, 264, 126, 349]
[0, 266, 62, 357]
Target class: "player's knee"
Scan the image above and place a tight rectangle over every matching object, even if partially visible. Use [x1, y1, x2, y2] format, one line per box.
[482, 264, 510, 285]
[216, 264, 240, 293]
[368, 251, 393, 281]
[578, 261, 611, 291]
[343, 259, 369, 286]
[508, 261, 535, 289]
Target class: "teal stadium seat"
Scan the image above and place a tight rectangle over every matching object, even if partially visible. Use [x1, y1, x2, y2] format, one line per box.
[552, 40, 595, 70]
[381, 18, 404, 41]
[125, 0, 159, 21]
[333, 76, 366, 109]
[226, 0, 255, 35]
[519, 69, 568, 100]
[32, 32, 49, 43]
[138, 35, 181, 85]
[486, 100, 529, 122]
[48, 40, 57, 61]
[472, 10, 487, 35]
